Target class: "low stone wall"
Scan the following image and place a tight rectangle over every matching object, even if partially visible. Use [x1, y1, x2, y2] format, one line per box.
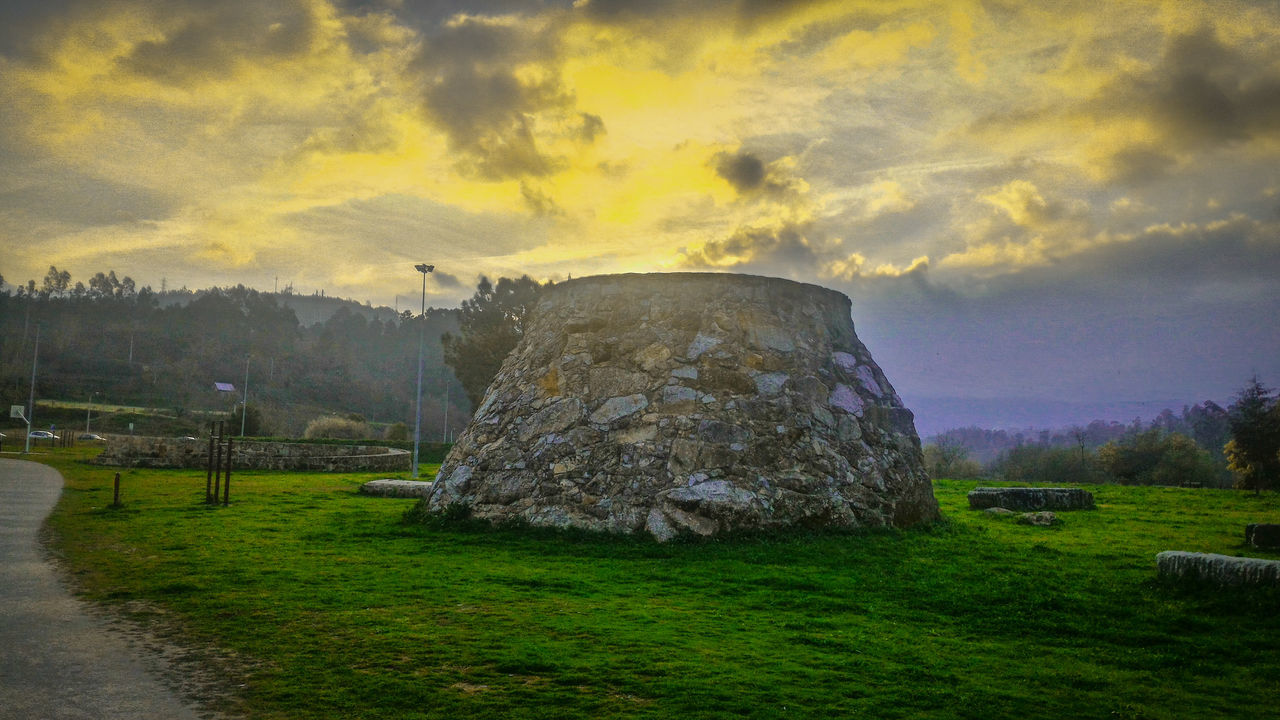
[1156, 551, 1280, 586]
[92, 436, 410, 473]
[360, 479, 434, 498]
[967, 487, 1095, 511]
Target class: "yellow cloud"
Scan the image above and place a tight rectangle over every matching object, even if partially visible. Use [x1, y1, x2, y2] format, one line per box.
[823, 252, 929, 281]
[981, 180, 1049, 226]
[948, 3, 987, 84]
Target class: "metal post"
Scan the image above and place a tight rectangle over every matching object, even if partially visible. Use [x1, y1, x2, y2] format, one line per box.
[112, 472, 121, 507]
[412, 263, 434, 479]
[241, 355, 250, 437]
[24, 325, 39, 454]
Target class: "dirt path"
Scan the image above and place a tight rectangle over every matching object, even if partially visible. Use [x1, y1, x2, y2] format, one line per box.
[0, 458, 228, 720]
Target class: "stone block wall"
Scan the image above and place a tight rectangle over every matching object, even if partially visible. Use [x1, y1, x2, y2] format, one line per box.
[92, 436, 410, 473]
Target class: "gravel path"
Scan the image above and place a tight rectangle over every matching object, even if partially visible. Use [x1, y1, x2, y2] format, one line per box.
[0, 458, 211, 720]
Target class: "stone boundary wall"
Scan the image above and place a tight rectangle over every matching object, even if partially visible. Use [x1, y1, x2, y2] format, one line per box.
[967, 487, 1095, 511]
[360, 479, 434, 498]
[1156, 551, 1280, 586]
[92, 436, 410, 473]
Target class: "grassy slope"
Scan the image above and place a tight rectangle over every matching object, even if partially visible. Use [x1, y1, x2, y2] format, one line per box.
[32, 448, 1280, 720]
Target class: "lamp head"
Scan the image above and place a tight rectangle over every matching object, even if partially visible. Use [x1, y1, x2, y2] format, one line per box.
[415, 263, 434, 274]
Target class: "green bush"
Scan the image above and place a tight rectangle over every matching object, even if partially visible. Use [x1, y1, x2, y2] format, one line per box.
[384, 422, 410, 442]
[1096, 430, 1220, 487]
[923, 442, 984, 478]
[992, 444, 1106, 484]
[303, 415, 370, 440]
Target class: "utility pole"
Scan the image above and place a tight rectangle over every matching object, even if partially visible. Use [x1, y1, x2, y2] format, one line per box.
[412, 263, 434, 478]
[85, 391, 98, 433]
[24, 326, 39, 454]
[241, 354, 250, 437]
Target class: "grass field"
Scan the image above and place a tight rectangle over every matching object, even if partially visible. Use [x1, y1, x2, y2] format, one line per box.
[28, 447, 1280, 719]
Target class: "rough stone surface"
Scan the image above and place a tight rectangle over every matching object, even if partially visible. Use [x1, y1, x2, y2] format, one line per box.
[1018, 511, 1059, 526]
[360, 479, 435, 498]
[1245, 523, 1280, 550]
[1156, 551, 1280, 586]
[94, 436, 410, 472]
[984, 507, 1017, 516]
[426, 272, 939, 539]
[968, 487, 1095, 511]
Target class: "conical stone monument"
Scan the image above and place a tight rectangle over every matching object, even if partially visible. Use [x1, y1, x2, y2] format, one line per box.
[426, 273, 939, 540]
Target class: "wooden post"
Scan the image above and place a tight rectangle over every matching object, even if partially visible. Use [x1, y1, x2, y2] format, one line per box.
[112, 472, 121, 507]
[222, 436, 233, 506]
[213, 432, 223, 504]
[205, 431, 216, 503]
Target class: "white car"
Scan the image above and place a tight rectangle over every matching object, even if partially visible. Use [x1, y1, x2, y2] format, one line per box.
[29, 430, 59, 440]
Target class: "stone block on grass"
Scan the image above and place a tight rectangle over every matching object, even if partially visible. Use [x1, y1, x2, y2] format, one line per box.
[1018, 511, 1058, 526]
[1156, 551, 1280, 586]
[360, 479, 434, 499]
[968, 487, 1094, 511]
[1245, 524, 1280, 550]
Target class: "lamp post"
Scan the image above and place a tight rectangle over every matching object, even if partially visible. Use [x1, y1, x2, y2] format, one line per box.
[85, 391, 99, 433]
[23, 325, 39, 454]
[240, 354, 250, 437]
[412, 263, 434, 478]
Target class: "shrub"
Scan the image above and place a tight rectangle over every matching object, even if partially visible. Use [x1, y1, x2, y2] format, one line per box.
[1097, 430, 1218, 487]
[303, 415, 371, 440]
[991, 444, 1105, 484]
[384, 422, 410, 442]
[923, 442, 984, 478]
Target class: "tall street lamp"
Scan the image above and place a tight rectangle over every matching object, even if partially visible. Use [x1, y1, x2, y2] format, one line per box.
[240, 354, 250, 437]
[412, 263, 434, 478]
[85, 391, 99, 433]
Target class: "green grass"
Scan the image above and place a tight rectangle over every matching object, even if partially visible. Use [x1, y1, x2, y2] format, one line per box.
[32, 447, 1280, 719]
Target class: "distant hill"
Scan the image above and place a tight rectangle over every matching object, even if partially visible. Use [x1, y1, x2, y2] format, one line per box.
[908, 395, 1207, 439]
[155, 289, 402, 327]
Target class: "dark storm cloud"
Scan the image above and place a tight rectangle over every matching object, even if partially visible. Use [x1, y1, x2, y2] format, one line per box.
[679, 221, 821, 271]
[1072, 215, 1280, 289]
[710, 150, 807, 200]
[520, 180, 562, 216]
[412, 13, 587, 181]
[119, 1, 319, 83]
[1105, 146, 1178, 186]
[577, 0, 819, 28]
[844, 214, 1280, 411]
[0, 163, 178, 230]
[431, 270, 462, 288]
[0, 0, 80, 60]
[577, 113, 606, 143]
[712, 152, 765, 192]
[1094, 25, 1280, 181]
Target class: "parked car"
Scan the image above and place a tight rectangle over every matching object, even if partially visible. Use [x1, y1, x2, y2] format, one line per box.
[29, 430, 59, 440]
[78, 433, 105, 442]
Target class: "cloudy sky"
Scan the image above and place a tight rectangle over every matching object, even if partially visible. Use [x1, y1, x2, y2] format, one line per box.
[2, 0, 1278, 428]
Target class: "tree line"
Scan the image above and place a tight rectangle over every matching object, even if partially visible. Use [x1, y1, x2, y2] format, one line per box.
[925, 378, 1280, 492]
[0, 266, 471, 438]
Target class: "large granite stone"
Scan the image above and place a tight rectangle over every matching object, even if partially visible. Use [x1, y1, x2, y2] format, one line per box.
[425, 272, 940, 540]
[967, 487, 1095, 511]
[1157, 551, 1280, 586]
[1246, 523, 1280, 550]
